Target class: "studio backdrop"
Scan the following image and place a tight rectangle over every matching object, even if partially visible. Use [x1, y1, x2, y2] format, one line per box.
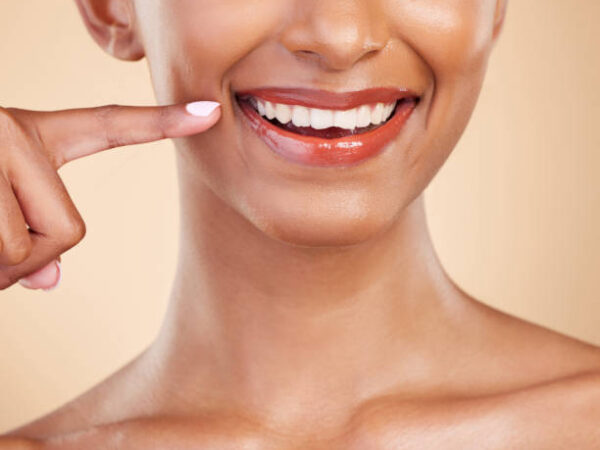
[1, 0, 599, 432]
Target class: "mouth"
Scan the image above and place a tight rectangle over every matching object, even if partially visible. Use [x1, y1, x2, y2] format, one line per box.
[235, 87, 420, 168]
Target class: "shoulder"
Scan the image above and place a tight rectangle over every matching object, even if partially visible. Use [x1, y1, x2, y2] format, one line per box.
[1, 349, 152, 443]
[352, 298, 600, 447]
[478, 370, 600, 446]
[1, 416, 275, 450]
[4, 298, 600, 447]
[346, 370, 600, 449]
[459, 297, 600, 389]
[481, 313, 600, 444]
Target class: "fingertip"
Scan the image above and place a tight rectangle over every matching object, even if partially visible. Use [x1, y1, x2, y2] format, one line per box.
[42, 259, 62, 292]
[185, 101, 221, 118]
[18, 277, 36, 289]
[18, 259, 62, 291]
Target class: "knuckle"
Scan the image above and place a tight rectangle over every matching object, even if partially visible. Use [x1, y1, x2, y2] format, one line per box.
[0, 107, 39, 173]
[94, 104, 124, 148]
[0, 106, 31, 139]
[0, 105, 14, 126]
[56, 214, 87, 247]
[2, 237, 32, 265]
[95, 103, 120, 116]
[0, 107, 20, 141]
[0, 275, 13, 290]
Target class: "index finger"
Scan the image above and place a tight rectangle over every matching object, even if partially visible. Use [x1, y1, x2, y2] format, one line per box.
[9, 100, 221, 169]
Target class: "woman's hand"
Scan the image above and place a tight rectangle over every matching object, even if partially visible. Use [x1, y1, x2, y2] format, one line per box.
[0, 100, 221, 291]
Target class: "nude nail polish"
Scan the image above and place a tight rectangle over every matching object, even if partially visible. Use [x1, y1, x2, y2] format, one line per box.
[42, 260, 62, 292]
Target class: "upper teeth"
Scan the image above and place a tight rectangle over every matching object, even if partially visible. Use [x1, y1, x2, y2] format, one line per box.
[253, 98, 397, 130]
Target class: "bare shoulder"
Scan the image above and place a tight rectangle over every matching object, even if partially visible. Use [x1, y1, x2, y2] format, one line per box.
[1, 414, 283, 450]
[1, 349, 152, 442]
[462, 296, 600, 387]
[4, 297, 600, 448]
[345, 370, 600, 449]
[346, 297, 600, 449]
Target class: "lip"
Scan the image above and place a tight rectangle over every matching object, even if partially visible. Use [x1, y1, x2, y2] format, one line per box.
[235, 87, 419, 167]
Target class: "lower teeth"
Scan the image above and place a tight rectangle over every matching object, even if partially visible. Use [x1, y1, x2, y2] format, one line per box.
[268, 119, 382, 139]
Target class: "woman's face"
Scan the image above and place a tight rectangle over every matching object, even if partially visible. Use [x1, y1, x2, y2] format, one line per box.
[90, 0, 505, 247]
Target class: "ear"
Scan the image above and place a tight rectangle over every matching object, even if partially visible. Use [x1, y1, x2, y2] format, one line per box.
[492, 0, 508, 43]
[74, 0, 144, 61]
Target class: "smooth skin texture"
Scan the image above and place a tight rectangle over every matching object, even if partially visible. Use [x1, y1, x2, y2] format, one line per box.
[3, 0, 600, 448]
[0, 102, 221, 289]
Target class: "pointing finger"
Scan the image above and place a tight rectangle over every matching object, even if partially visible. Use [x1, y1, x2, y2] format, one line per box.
[8, 100, 221, 169]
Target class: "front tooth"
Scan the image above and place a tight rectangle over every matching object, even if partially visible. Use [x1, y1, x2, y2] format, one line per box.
[265, 101, 276, 120]
[333, 108, 357, 130]
[291, 105, 310, 127]
[310, 108, 334, 130]
[356, 105, 371, 128]
[275, 103, 292, 124]
[371, 103, 384, 125]
[257, 99, 266, 117]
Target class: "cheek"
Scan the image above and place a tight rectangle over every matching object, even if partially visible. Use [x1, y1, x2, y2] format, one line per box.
[141, 0, 286, 103]
[396, 0, 495, 76]
[392, 0, 496, 195]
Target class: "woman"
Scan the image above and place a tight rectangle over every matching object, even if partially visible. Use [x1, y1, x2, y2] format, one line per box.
[2, 0, 600, 448]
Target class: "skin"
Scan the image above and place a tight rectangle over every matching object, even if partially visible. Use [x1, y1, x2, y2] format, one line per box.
[2, 0, 600, 447]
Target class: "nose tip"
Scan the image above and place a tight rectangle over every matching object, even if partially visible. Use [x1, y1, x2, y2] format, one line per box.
[280, 1, 390, 71]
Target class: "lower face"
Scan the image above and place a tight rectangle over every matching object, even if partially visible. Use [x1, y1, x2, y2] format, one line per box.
[136, 0, 497, 247]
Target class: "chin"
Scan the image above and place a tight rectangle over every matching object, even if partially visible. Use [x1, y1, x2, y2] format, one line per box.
[244, 193, 397, 249]
[261, 216, 387, 248]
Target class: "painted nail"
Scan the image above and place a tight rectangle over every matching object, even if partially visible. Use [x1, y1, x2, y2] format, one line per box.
[18, 277, 35, 289]
[42, 260, 62, 292]
[185, 101, 221, 117]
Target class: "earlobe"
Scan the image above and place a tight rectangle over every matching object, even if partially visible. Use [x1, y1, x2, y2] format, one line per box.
[492, 0, 508, 42]
[74, 0, 145, 61]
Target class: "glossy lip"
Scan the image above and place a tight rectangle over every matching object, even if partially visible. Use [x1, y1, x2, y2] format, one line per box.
[235, 87, 419, 168]
[236, 86, 415, 110]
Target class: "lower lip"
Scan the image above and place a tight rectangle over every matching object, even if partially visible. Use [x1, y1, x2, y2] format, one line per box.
[237, 97, 418, 168]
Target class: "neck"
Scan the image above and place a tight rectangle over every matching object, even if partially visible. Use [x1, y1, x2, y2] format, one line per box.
[148, 171, 467, 429]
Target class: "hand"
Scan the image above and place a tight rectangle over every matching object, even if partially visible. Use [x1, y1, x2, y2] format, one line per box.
[0, 100, 221, 291]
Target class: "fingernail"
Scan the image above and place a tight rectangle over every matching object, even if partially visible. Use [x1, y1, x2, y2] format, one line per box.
[185, 101, 220, 117]
[18, 277, 35, 289]
[42, 260, 62, 292]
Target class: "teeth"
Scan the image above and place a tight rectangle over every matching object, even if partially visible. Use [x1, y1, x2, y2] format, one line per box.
[333, 108, 357, 130]
[264, 101, 276, 120]
[371, 103, 384, 125]
[291, 105, 310, 127]
[356, 105, 372, 128]
[257, 100, 266, 117]
[310, 108, 334, 130]
[275, 103, 292, 124]
[253, 98, 397, 130]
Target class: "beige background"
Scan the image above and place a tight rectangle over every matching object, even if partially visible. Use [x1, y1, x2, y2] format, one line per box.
[1, 0, 599, 432]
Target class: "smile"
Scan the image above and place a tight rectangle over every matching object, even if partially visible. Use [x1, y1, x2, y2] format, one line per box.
[235, 87, 420, 168]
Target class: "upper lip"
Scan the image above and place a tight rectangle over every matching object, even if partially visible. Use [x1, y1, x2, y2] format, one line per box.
[235, 87, 419, 110]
